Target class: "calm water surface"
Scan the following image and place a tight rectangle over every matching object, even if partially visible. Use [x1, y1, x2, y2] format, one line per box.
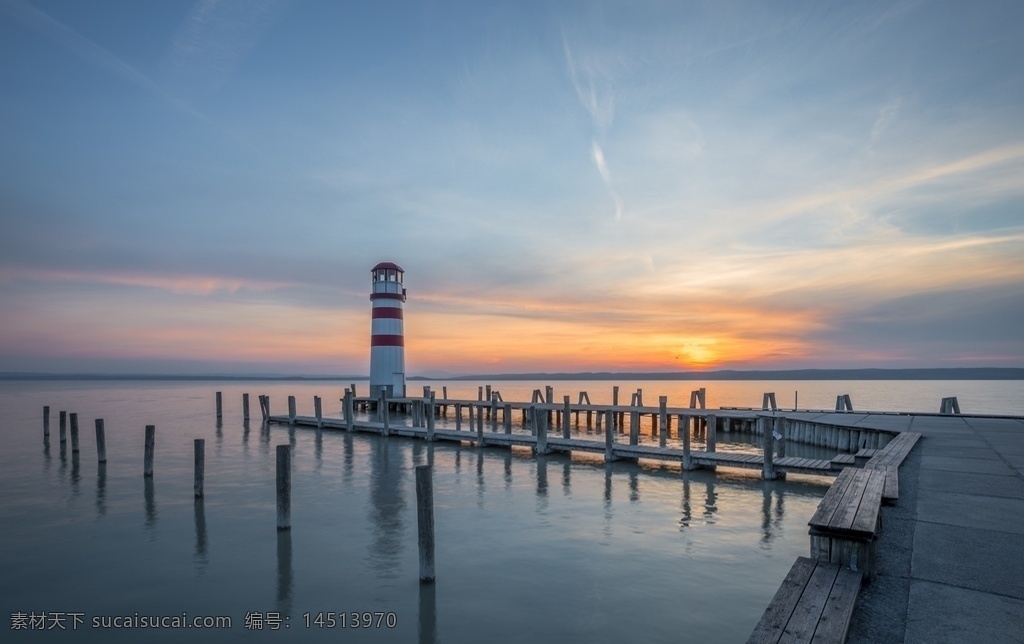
[2, 379, 1019, 642]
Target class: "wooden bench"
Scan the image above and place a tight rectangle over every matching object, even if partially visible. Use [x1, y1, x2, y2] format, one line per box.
[747, 556, 862, 644]
[864, 432, 921, 503]
[808, 467, 885, 579]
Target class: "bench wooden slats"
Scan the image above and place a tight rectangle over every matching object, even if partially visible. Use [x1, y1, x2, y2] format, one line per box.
[850, 470, 886, 535]
[747, 557, 862, 644]
[808, 468, 855, 528]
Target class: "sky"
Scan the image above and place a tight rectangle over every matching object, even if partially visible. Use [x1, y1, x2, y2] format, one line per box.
[1, 0, 1022, 377]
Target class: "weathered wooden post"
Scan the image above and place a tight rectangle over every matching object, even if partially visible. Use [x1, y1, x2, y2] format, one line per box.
[194, 439, 205, 498]
[476, 403, 485, 447]
[70, 412, 80, 452]
[629, 402, 639, 446]
[276, 444, 291, 530]
[706, 413, 717, 453]
[682, 413, 693, 470]
[381, 392, 390, 436]
[562, 395, 571, 439]
[216, 391, 223, 420]
[95, 419, 106, 463]
[761, 416, 780, 479]
[604, 410, 618, 462]
[415, 465, 436, 582]
[503, 403, 512, 434]
[288, 396, 296, 425]
[455, 403, 462, 431]
[43, 406, 50, 441]
[314, 396, 323, 428]
[344, 389, 354, 431]
[426, 398, 436, 441]
[243, 393, 250, 421]
[535, 405, 551, 455]
[775, 417, 786, 458]
[59, 411, 67, 444]
[659, 397, 668, 448]
[144, 425, 155, 477]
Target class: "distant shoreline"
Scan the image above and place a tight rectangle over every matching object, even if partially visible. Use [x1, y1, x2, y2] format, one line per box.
[1, 368, 1022, 381]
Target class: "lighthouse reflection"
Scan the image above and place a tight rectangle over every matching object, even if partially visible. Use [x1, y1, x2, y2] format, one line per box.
[367, 437, 405, 578]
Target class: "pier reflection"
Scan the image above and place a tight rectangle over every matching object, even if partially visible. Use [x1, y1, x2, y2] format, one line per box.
[367, 438, 405, 578]
[95, 462, 106, 516]
[629, 471, 639, 503]
[760, 482, 786, 545]
[703, 481, 717, 524]
[144, 477, 157, 538]
[276, 530, 293, 616]
[476, 451, 485, 507]
[70, 452, 81, 499]
[503, 452, 512, 491]
[562, 461, 571, 496]
[680, 479, 692, 529]
[603, 464, 613, 538]
[314, 428, 323, 471]
[536, 456, 549, 500]
[342, 433, 354, 486]
[418, 582, 438, 644]
[194, 498, 208, 575]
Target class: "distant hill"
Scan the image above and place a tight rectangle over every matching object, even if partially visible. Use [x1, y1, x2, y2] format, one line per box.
[441, 368, 1024, 381]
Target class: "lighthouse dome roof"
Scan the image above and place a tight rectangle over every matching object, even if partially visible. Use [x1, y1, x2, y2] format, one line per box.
[372, 261, 404, 272]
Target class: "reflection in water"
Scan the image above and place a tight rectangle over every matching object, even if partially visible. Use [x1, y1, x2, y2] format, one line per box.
[476, 451, 485, 507]
[194, 498, 208, 575]
[760, 482, 787, 545]
[96, 462, 106, 516]
[314, 428, 323, 471]
[276, 530, 293, 617]
[562, 461, 571, 497]
[679, 479, 692, 529]
[418, 581, 438, 644]
[536, 456, 549, 503]
[342, 434, 354, 486]
[367, 438, 405, 579]
[70, 452, 81, 499]
[602, 464, 613, 538]
[43, 438, 51, 469]
[629, 471, 639, 503]
[503, 452, 512, 491]
[703, 482, 717, 524]
[144, 477, 157, 538]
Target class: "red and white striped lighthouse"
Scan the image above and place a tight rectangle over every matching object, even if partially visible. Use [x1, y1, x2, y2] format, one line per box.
[369, 261, 407, 398]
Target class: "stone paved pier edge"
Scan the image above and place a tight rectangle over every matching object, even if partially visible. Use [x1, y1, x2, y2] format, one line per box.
[844, 414, 1024, 644]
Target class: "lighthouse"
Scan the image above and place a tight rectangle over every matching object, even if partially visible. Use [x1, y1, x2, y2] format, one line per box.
[369, 261, 407, 398]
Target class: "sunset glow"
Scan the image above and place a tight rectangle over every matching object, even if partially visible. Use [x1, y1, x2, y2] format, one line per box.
[1, 0, 1022, 375]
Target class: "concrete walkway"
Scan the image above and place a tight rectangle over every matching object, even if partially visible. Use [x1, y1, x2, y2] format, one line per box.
[845, 414, 1024, 643]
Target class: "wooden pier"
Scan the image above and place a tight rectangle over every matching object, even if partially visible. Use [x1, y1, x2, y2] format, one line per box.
[260, 390, 910, 479]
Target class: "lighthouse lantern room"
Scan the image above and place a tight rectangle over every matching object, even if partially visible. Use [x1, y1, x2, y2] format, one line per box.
[369, 261, 407, 398]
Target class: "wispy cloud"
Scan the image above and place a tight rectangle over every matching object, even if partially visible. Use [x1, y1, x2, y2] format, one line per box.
[162, 0, 294, 92]
[869, 97, 901, 144]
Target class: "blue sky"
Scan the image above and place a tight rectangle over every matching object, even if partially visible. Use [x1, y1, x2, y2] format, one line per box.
[1, 0, 1022, 376]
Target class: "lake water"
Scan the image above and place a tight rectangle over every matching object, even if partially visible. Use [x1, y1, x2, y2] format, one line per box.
[2, 378, 1021, 643]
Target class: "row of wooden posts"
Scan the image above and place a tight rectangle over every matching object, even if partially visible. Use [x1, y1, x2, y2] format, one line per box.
[42, 403, 437, 583]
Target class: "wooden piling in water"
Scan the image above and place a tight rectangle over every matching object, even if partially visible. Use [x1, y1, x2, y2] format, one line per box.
[381, 393, 390, 436]
[144, 425, 155, 477]
[426, 398, 436, 441]
[243, 393, 250, 421]
[604, 410, 618, 462]
[288, 396, 296, 425]
[95, 419, 106, 463]
[682, 413, 692, 470]
[43, 406, 50, 441]
[194, 439, 205, 498]
[535, 405, 551, 455]
[659, 397, 668, 448]
[276, 444, 290, 530]
[503, 403, 512, 434]
[706, 413, 717, 453]
[344, 389, 354, 431]
[314, 396, 322, 428]
[415, 465, 436, 583]
[455, 404, 462, 431]
[70, 412, 80, 452]
[775, 417, 786, 458]
[562, 396, 571, 439]
[59, 411, 67, 444]
[216, 391, 222, 419]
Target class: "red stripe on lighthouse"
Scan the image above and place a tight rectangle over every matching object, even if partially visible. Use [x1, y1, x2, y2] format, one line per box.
[371, 308, 403, 319]
[370, 334, 405, 347]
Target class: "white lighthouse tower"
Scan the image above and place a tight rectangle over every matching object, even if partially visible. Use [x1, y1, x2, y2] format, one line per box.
[369, 261, 407, 398]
